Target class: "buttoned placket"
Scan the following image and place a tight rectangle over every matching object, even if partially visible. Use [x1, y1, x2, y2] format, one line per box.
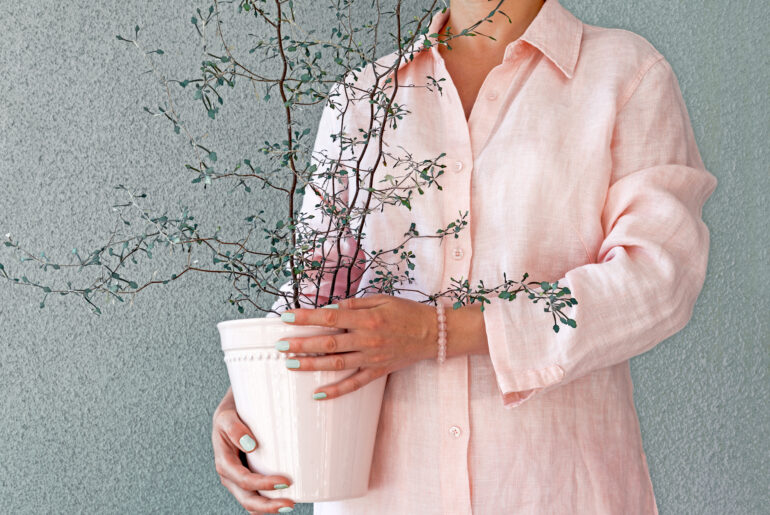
[431, 40, 526, 515]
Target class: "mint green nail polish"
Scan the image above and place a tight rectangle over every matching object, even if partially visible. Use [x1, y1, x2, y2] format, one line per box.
[275, 340, 290, 351]
[239, 434, 256, 452]
[280, 312, 295, 323]
[285, 359, 300, 369]
[321, 303, 339, 309]
[278, 507, 294, 513]
[273, 483, 289, 490]
[313, 392, 327, 400]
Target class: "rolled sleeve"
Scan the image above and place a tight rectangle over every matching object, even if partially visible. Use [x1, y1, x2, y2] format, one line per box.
[485, 56, 718, 409]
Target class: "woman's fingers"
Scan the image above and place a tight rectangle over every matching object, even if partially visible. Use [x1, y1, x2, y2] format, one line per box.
[280, 303, 382, 330]
[218, 407, 260, 454]
[212, 434, 290, 491]
[212, 410, 293, 491]
[276, 332, 361, 355]
[211, 383, 298, 513]
[337, 294, 391, 310]
[220, 475, 295, 514]
[212, 406, 295, 512]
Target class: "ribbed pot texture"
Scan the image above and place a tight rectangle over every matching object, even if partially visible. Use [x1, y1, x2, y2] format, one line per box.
[217, 317, 388, 502]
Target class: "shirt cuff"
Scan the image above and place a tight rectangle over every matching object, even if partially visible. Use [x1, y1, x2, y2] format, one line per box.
[482, 282, 569, 409]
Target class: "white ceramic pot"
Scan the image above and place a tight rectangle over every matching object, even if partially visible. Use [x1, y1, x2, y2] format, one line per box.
[217, 317, 388, 503]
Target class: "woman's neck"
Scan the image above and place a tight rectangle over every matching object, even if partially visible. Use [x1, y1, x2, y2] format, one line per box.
[441, 0, 546, 51]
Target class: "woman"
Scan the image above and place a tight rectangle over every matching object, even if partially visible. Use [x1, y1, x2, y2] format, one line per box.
[211, 0, 718, 513]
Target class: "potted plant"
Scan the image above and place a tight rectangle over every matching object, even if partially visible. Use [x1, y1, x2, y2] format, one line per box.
[0, 0, 576, 503]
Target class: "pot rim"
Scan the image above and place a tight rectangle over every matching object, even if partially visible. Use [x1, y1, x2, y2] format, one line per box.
[217, 316, 344, 352]
[217, 316, 286, 330]
[217, 316, 336, 331]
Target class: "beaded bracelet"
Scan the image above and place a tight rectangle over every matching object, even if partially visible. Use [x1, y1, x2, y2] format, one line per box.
[436, 302, 447, 364]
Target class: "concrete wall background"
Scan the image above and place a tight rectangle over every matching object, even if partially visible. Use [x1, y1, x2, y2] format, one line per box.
[1, 1, 766, 513]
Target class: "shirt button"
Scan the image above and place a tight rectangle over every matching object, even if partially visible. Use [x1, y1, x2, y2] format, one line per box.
[486, 90, 499, 101]
[454, 160, 464, 173]
[452, 247, 464, 260]
[449, 426, 462, 438]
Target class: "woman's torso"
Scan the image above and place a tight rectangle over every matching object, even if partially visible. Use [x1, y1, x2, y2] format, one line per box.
[315, 2, 664, 513]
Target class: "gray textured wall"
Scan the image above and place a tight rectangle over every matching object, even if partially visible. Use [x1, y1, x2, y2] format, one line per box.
[1, 1, 766, 513]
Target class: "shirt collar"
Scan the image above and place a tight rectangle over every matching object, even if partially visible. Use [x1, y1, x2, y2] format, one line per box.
[401, 0, 583, 79]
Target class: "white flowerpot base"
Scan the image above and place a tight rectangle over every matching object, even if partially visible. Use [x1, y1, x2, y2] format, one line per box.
[218, 317, 388, 503]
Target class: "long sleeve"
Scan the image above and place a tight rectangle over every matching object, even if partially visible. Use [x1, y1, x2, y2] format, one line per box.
[267, 79, 366, 317]
[482, 56, 719, 409]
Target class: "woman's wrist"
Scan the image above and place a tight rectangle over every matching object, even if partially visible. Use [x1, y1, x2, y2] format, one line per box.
[424, 301, 488, 362]
[444, 302, 488, 359]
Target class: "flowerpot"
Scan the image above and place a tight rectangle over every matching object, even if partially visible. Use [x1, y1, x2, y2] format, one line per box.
[217, 317, 388, 503]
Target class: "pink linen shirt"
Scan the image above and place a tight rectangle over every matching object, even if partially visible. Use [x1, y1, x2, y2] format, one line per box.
[269, 0, 718, 513]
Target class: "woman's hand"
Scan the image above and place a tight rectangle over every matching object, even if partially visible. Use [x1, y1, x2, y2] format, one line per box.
[276, 294, 439, 400]
[212, 386, 296, 514]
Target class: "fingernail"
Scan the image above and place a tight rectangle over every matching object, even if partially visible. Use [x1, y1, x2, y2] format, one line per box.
[280, 312, 295, 323]
[275, 340, 290, 351]
[285, 359, 300, 369]
[313, 392, 327, 400]
[278, 507, 294, 513]
[321, 303, 338, 309]
[239, 434, 256, 452]
[273, 483, 290, 490]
